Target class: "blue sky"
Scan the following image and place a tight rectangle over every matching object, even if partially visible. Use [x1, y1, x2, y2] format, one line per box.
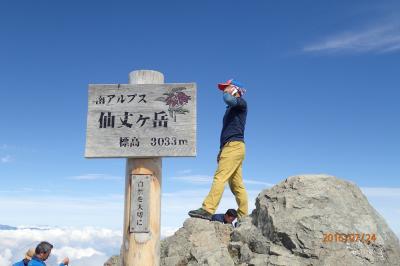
[0, 1, 399, 263]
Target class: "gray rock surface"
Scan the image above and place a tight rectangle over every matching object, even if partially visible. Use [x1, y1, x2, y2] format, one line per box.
[252, 174, 400, 266]
[105, 174, 400, 266]
[161, 218, 235, 266]
[104, 255, 120, 266]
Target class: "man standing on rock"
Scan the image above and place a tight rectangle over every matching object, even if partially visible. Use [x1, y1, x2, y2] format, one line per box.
[189, 79, 248, 220]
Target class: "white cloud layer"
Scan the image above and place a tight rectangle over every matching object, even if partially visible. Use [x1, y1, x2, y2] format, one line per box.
[0, 227, 121, 266]
[0, 223, 192, 266]
[304, 22, 400, 54]
[0, 249, 12, 266]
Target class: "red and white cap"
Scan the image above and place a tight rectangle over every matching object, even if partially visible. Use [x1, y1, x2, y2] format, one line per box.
[217, 79, 246, 95]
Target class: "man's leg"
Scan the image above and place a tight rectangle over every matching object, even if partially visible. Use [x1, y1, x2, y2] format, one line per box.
[202, 142, 244, 214]
[229, 161, 248, 217]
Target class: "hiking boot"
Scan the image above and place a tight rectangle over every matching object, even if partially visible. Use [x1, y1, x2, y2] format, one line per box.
[235, 215, 251, 227]
[188, 208, 212, 220]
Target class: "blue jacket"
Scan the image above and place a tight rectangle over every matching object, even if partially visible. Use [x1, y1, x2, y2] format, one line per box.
[28, 256, 65, 266]
[220, 93, 247, 148]
[211, 214, 228, 224]
[12, 260, 29, 266]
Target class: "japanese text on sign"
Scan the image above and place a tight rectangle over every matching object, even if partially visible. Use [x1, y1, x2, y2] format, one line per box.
[130, 175, 150, 233]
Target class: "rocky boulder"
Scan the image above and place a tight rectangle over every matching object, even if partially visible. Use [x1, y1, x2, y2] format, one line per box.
[249, 174, 400, 265]
[161, 218, 235, 266]
[104, 255, 121, 266]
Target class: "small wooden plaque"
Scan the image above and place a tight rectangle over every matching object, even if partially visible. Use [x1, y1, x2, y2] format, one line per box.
[130, 175, 151, 233]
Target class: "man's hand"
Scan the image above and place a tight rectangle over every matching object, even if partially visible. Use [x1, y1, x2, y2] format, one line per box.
[62, 257, 69, 265]
[224, 86, 235, 95]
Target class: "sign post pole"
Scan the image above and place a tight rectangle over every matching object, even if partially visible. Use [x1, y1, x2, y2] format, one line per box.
[122, 70, 164, 266]
[85, 69, 196, 266]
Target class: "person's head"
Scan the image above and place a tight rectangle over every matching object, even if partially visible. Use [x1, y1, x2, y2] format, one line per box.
[224, 85, 241, 98]
[218, 79, 246, 98]
[35, 241, 54, 261]
[24, 248, 35, 260]
[224, 209, 238, 224]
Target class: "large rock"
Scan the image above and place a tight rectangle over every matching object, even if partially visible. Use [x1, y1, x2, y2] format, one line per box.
[251, 174, 400, 266]
[106, 174, 400, 266]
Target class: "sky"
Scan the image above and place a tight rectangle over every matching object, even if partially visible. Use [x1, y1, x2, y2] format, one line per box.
[0, 0, 399, 265]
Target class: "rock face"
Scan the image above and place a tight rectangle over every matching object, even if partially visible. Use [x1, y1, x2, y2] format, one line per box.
[249, 174, 400, 266]
[161, 218, 235, 266]
[105, 175, 400, 266]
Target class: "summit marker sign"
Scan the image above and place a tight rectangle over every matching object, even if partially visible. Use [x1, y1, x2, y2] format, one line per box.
[85, 83, 196, 158]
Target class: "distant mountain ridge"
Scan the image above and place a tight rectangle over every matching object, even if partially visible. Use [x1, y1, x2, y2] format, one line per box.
[0, 224, 52, 230]
[0, 224, 17, 230]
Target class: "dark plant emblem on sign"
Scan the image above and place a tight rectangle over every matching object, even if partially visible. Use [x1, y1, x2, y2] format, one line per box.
[155, 87, 191, 122]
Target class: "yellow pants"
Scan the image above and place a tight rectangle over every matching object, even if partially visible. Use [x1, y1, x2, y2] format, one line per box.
[202, 141, 248, 217]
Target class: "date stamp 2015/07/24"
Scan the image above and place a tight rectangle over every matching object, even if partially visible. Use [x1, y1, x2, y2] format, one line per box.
[323, 233, 377, 244]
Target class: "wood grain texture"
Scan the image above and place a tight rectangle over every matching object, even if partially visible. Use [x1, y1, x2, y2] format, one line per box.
[122, 158, 162, 266]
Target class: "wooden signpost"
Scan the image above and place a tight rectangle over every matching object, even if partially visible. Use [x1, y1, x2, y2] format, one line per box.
[85, 70, 196, 266]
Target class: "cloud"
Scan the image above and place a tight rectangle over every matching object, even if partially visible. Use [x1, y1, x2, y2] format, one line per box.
[0, 224, 188, 266]
[0, 194, 124, 228]
[67, 174, 122, 181]
[245, 179, 274, 187]
[177, 169, 193, 175]
[303, 23, 400, 54]
[360, 186, 400, 237]
[172, 175, 273, 187]
[361, 187, 400, 197]
[161, 226, 179, 239]
[172, 175, 213, 184]
[1, 155, 12, 163]
[0, 249, 12, 266]
[0, 188, 50, 194]
[52, 246, 104, 260]
[0, 227, 121, 266]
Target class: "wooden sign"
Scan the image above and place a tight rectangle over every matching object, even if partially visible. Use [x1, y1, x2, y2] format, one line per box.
[85, 83, 196, 158]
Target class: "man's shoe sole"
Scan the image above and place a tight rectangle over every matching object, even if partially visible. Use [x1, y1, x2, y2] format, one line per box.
[188, 211, 212, 221]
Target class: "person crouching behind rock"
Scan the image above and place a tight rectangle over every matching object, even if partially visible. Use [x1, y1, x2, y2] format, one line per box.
[211, 209, 238, 225]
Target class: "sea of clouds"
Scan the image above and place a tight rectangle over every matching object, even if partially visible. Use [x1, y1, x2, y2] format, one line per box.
[0, 226, 121, 266]
[0, 225, 180, 266]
